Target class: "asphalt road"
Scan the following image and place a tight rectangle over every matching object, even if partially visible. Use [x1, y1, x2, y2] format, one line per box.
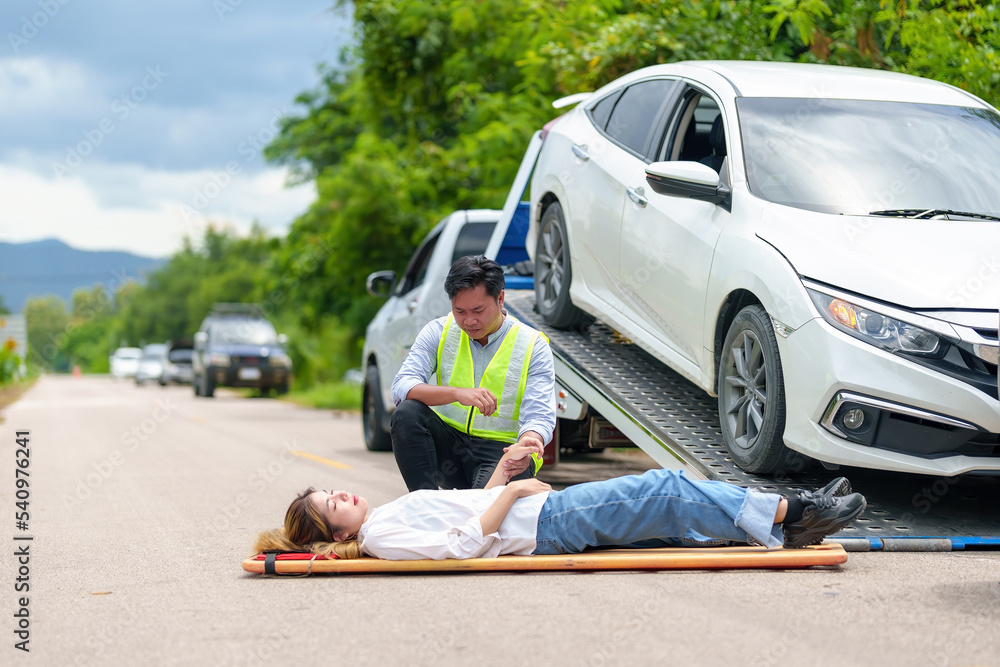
[2, 375, 999, 666]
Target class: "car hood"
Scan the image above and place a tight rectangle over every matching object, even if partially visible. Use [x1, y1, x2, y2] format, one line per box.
[756, 207, 1000, 310]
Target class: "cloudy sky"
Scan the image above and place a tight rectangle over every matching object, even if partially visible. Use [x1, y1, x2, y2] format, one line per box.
[0, 0, 350, 258]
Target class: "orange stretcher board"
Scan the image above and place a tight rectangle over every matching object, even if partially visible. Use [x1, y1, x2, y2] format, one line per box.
[242, 543, 847, 575]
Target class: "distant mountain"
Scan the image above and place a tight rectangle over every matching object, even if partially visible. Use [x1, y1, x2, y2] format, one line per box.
[0, 239, 164, 312]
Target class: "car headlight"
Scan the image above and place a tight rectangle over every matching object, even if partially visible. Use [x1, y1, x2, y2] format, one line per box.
[807, 289, 941, 356]
[270, 354, 292, 368]
[209, 353, 231, 366]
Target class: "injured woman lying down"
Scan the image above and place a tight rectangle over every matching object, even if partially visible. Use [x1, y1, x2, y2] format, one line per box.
[254, 442, 866, 560]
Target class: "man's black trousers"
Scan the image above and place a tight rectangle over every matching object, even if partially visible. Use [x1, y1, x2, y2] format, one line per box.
[390, 399, 536, 491]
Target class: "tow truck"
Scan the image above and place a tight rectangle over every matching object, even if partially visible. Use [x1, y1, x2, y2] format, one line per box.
[365, 131, 1000, 551]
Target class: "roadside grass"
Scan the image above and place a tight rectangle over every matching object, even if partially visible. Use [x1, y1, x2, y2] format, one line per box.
[0, 376, 38, 422]
[281, 381, 363, 411]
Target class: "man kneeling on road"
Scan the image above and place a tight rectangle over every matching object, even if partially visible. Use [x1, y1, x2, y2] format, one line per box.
[390, 255, 556, 491]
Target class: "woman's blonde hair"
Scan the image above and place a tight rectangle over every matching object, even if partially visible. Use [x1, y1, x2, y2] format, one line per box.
[252, 487, 363, 559]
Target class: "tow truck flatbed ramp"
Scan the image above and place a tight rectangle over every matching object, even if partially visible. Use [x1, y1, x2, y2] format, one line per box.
[505, 291, 1000, 552]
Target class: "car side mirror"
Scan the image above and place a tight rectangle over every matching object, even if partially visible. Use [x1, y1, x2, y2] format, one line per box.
[194, 331, 208, 348]
[277, 333, 288, 346]
[366, 270, 397, 299]
[645, 161, 732, 211]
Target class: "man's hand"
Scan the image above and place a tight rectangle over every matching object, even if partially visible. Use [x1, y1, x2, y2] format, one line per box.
[453, 387, 498, 416]
[483, 435, 546, 489]
[499, 434, 545, 480]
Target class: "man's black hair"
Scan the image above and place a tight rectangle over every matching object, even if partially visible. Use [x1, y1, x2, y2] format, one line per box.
[444, 255, 505, 300]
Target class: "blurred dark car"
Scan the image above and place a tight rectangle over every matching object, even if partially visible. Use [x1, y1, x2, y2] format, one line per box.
[192, 304, 292, 398]
[159, 339, 195, 385]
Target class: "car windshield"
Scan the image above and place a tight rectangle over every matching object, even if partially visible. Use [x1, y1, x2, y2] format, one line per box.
[168, 349, 193, 363]
[737, 98, 1000, 216]
[142, 344, 167, 359]
[210, 319, 278, 345]
[116, 349, 142, 359]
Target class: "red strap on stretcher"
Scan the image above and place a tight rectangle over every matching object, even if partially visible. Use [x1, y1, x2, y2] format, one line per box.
[254, 552, 337, 560]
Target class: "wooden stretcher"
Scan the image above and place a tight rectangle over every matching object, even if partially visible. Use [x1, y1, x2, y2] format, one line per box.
[242, 543, 847, 575]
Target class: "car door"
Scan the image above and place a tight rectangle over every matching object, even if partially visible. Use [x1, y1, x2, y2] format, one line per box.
[560, 79, 677, 311]
[587, 78, 681, 311]
[618, 84, 731, 371]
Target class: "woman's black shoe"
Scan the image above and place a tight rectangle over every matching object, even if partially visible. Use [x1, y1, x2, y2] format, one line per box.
[783, 491, 866, 549]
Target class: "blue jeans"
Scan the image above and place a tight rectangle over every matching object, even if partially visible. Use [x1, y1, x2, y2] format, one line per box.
[533, 469, 783, 554]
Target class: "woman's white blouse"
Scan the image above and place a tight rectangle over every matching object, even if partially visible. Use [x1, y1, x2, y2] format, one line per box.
[357, 487, 550, 560]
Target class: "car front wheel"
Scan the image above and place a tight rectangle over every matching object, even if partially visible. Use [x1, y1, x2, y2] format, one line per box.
[717, 304, 801, 474]
[201, 372, 216, 398]
[534, 202, 593, 329]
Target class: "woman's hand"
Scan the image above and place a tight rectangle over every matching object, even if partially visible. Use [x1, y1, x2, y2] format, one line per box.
[504, 478, 552, 498]
[502, 439, 544, 463]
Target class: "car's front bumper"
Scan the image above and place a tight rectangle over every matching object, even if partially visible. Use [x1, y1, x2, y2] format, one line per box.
[163, 367, 194, 384]
[209, 364, 289, 388]
[782, 318, 1000, 476]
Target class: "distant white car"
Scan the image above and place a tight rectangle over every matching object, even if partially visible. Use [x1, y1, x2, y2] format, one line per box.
[109, 347, 142, 379]
[528, 60, 1000, 477]
[135, 343, 167, 385]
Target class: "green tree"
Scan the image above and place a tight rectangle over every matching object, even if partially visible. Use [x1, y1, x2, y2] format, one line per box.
[266, 0, 614, 340]
[117, 224, 278, 347]
[64, 0, 1000, 386]
[0, 294, 10, 315]
[60, 285, 117, 373]
[24, 295, 69, 371]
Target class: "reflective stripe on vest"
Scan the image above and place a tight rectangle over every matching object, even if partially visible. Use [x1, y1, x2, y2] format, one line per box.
[432, 314, 540, 443]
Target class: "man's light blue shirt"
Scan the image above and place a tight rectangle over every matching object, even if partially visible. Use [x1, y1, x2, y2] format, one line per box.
[391, 311, 556, 444]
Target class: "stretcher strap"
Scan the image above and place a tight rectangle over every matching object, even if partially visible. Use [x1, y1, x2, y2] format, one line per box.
[253, 551, 337, 561]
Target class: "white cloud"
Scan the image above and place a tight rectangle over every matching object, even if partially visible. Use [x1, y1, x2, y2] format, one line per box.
[0, 56, 105, 118]
[0, 161, 315, 257]
[0, 3, 339, 259]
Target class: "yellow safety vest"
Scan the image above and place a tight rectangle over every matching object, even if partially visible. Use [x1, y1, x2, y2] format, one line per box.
[432, 313, 543, 444]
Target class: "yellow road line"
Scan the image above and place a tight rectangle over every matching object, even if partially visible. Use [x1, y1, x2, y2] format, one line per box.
[289, 449, 352, 469]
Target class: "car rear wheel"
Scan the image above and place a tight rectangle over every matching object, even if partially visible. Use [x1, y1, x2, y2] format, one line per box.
[717, 305, 801, 474]
[535, 202, 594, 329]
[363, 365, 393, 452]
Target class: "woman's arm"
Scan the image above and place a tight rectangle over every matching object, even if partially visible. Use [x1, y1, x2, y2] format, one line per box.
[483, 442, 544, 489]
[479, 479, 552, 535]
[479, 486, 519, 536]
[361, 482, 549, 560]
